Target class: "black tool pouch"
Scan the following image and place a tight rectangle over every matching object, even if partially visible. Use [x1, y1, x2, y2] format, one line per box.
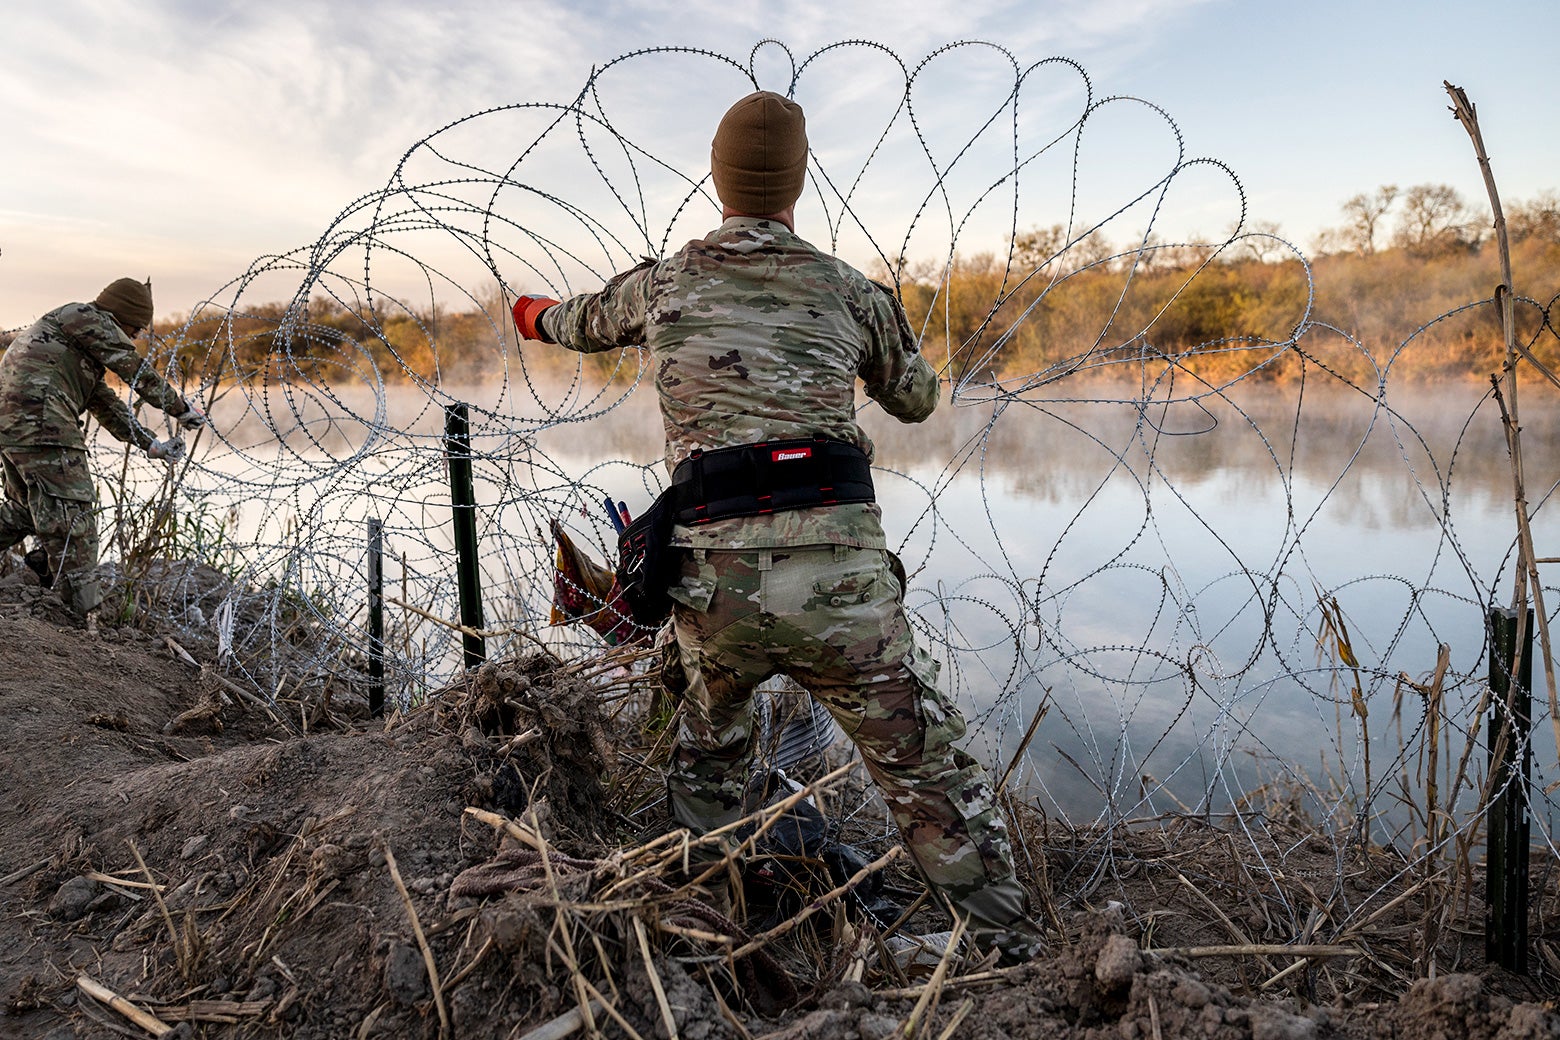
[616, 487, 677, 629]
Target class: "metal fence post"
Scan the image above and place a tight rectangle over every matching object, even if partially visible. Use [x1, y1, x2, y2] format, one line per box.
[444, 403, 486, 668]
[1485, 605, 1532, 973]
[368, 517, 385, 717]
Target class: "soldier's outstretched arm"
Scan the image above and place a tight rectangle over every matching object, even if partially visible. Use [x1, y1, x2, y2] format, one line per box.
[859, 281, 939, 423]
[85, 380, 155, 450]
[64, 307, 189, 418]
[539, 260, 657, 354]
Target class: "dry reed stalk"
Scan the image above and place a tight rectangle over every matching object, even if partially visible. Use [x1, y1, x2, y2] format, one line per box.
[234, 828, 330, 963]
[607, 760, 859, 897]
[1152, 943, 1359, 959]
[154, 999, 274, 1024]
[77, 975, 174, 1038]
[441, 936, 494, 993]
[700, 963, 755, 1040]
[588, 931, 621, 1004]
[164, 635, 201, 669]
[563, 644, 659, 679]
[1337, 875, 1434, 939]
[126, 840, 195, 980]
[633, 916, 680, 1040]
[1174, 869, 1277, 985]
[501, 728, 544, 755]
[0, 858, 50, 889]
[513, 999, 603, 1040]
[1413, 644, 1452, 972]
[382, 844, 450, 1038]
[605, 711, 684, 814]
[874, 965, 1023, 1000]
[425, 910, 484, 949]
[997, 699, 1054, 795]
[874, 929, 913, 989]
[844, 932, 873, 983]
[526, 809, 605, 1040]
[1442, 675, 1495, 917]
[1173, 871, 1250, 947]
[881, 888, 933, 945]
[1447, 81, 1560, 770]
[655, 921, 734, 945]
[934, 999, 975, 1040]
[575, 975, 647, 1040]
[389, 596, 553, 653]
[201, 664, 299, 734]
[465, 806, 551, 854]
[894, 916, 967, 1039]
[82, 870, 161, 895]
[1317, 594, 1371, 802]
[1259, 956, 1311, 991]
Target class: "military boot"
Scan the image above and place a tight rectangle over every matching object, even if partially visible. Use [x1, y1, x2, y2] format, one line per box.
[956, 879, 1048, 966]
[23, 548, 54, 587]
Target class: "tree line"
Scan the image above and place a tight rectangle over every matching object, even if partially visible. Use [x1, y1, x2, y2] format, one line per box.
[4, 185, 1556, 392]
[892, 184, 1560, 389]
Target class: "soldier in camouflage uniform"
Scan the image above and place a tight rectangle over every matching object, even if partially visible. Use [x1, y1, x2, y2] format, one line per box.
[0, 278, 204, 616]
[512, 91, 1044, 963]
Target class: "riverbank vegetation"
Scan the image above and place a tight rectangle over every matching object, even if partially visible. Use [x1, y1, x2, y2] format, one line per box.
[4, 185, 1554, 393]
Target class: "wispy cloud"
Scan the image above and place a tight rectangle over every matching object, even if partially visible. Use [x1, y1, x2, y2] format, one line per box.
[2, 0, 1554, 322]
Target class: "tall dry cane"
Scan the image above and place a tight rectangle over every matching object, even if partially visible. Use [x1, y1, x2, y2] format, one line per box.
[1444, 81, 1560, 772]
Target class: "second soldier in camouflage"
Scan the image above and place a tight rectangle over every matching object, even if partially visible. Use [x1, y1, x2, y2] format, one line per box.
[0, 278, 204, 617]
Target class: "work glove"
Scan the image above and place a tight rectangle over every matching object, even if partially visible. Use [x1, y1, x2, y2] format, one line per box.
[148, 437, 186, 463]
[175, 400, 207, 430]
[512, 294, 560, 342]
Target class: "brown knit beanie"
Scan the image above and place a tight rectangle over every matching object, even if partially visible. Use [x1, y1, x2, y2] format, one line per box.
[710, 91, 808, 215]
[95, 277, 154, 330]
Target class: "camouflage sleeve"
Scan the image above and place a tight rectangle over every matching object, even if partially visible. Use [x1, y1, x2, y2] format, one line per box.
[539, 260, 658, 354]
[858, 280, 939, 423]
[63, 307, 188, 417]
[86, 379, 156, 450]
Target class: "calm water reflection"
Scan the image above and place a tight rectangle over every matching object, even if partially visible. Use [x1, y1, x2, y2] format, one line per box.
[857, 381, 1560, 834]
[189, 375, 1560, 837]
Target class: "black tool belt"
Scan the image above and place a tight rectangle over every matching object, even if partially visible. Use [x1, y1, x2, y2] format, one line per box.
[669, 436, 875, 525]
[614, 436, 874, 630]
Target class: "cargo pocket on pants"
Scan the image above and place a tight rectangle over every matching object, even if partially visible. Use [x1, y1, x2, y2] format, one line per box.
[940, 763, 1014, 888]
[666, 551, 716, 613]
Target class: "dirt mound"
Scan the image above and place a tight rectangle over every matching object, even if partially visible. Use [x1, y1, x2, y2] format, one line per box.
[0, 573, 1556, 1038]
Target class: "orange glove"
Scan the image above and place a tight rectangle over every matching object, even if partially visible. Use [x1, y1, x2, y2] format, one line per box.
[512, 294, 560, 342]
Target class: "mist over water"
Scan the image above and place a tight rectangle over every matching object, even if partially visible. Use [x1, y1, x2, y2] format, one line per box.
[129, 367, 1559, 841]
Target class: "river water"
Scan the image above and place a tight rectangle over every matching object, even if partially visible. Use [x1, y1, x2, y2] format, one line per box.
[159, 372, 1560, 840]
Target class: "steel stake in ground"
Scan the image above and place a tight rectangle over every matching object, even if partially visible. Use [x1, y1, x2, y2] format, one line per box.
[444, 403, 486, 668]
[368, 517, 385, 716]
[1485, 605, 1532, 973]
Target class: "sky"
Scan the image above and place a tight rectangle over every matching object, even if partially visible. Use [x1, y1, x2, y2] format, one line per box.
[3, 0, 1556, 327]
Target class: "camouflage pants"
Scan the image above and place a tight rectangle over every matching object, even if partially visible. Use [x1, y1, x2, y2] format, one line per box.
[665, 544, 1042, 959]
[0, 446, 102, 614]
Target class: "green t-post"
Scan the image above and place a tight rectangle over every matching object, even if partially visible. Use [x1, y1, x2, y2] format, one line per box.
[368, 517, 385, 716]
[444, 403, 486, 668]
[1485, 605, 1531, 974]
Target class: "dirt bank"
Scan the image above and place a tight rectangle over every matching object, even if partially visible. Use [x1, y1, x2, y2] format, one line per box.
[0, 570, 1555, 1039]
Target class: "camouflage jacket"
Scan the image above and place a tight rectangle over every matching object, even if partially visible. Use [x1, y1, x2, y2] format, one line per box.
[0, 302, 186, 451]
[543, 216, 939, 549]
